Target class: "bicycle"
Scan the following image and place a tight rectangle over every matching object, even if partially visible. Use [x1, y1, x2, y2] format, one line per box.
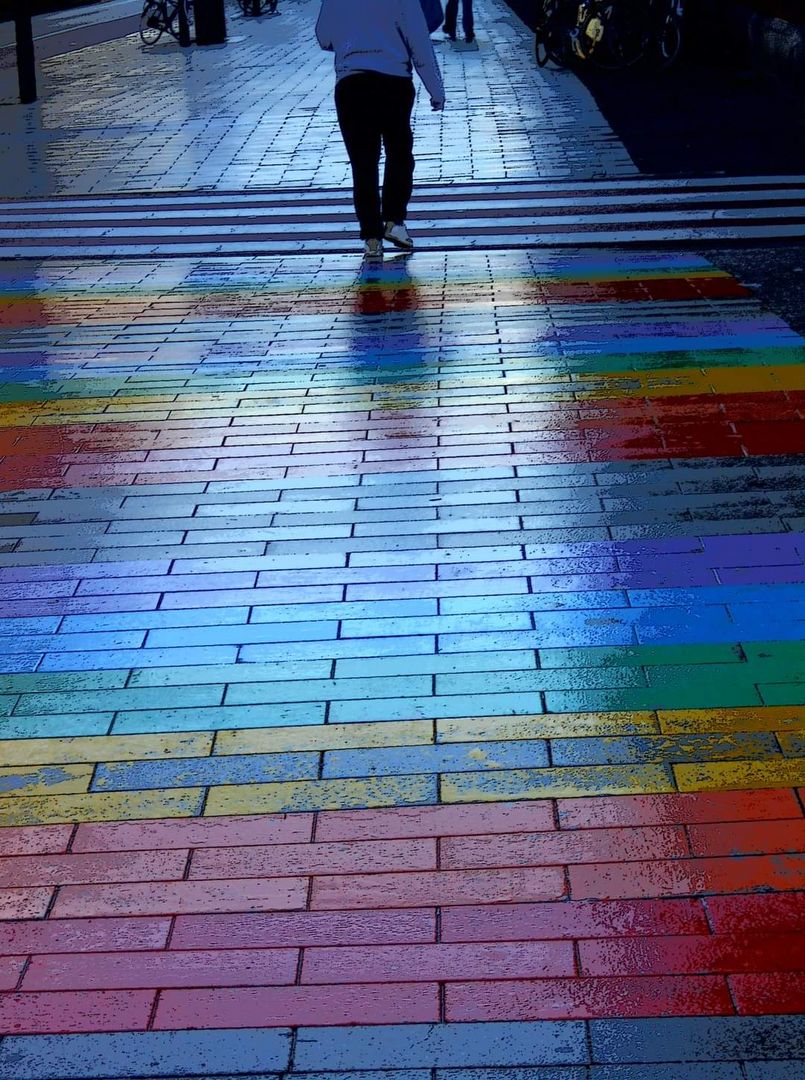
[535, 0, 683, 71]
[139, 0, 193, 43]
[236, 0, 278, 15]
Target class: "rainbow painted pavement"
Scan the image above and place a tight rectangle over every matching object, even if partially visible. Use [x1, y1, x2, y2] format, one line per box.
[0, 247, 803, 1077]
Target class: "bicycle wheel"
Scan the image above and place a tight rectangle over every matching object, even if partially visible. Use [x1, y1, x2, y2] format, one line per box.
[140, 0, 165, 44]
[589, 3, 646, 69]
[657, 10, 682, 66]
[534, 0, 570, 67]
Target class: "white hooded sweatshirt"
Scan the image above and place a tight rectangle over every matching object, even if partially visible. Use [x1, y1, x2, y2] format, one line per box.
[316, 0, 445, 105]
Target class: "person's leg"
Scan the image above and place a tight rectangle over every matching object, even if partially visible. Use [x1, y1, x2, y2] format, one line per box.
[380, 76, 416, 229]
[462, 0, 474, 40]
[334, 74, 384, 240]
[443, 0, 458, 37]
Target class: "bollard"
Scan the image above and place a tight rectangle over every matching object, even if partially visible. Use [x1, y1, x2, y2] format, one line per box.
[194, 0, 227, 44]
[176, 0, 191, 47]
[13, 1, 36, 104]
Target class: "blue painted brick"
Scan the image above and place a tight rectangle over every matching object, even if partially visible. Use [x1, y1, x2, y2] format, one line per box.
[293, 1022, 589, 1070]
[59, 608, 252, 633]
[437, 1071, 587, 1080]
[147, 622, 339, 649]
[590, 1067, 742, 1080]
[39, 645, 239, 672]
[744, 1065, 805, 1080]
[0, 1028, 291, 1078]
[550, 732, 780, 766]
[329, 691, 546, 725]
[589, 1017, 805, 1063]
[92, 750, 320, 791]
[322, 739, 549, 778]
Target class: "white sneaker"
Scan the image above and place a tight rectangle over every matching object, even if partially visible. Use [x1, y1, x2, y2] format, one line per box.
[363, 239, 384, 259]
[384, 222, 414, 251]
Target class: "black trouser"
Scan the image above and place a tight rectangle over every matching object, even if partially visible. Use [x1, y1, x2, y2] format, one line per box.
[334, 71, 416, 241]
[444, 0, 474, 38]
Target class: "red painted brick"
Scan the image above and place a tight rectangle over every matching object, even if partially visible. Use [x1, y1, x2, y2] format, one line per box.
[171, 908, 436, 950]
[706, 892, 805, 934]
[154, 982, 440, 1029]
[315, 801, 555, 842]
[302, 940, 575, 985]
[688, 819, 805, 857]
[441, 826, 688, 871]
[569, 854, 805, 900]
[445, 975, 734, 1020]
[580, 933, 805, 976]
[0, 916, 171, 956]
[311, 867, 567, 910]
[52, 877, 309, 919]
[441, 897, 709, 942]
[72, 814, 313, 853]
[0, 990, 155, 1034]
[0, 850, 187, 889]
[0, 825, 72, 857]
[557, 790, 802, 830]
[188, 838, 436, 881]
[0, 957, 24, 991]
[730, 972, 805, 1015]
[22, 947, 298, 991]
[0, 888, 52, 921]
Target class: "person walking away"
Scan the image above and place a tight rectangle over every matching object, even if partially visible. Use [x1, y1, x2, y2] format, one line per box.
[444, 0, 474, 43]
[316, 0, 445, 259]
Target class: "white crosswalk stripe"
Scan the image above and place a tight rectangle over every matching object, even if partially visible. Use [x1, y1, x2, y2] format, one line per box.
[1, 175, 804, 257]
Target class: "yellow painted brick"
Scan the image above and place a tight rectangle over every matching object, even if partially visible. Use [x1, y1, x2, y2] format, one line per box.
[441, 763, 675, 803]
[0, 764, 93, 798]
[660, 706, 805, 734]
[675, 758, 805, 792]
[438, 711, 658, 743]
[0, 787, 204, 826]
[205, 774, 434, 816]
[216, 720, 433, 756]
[0, 731, 214, 768]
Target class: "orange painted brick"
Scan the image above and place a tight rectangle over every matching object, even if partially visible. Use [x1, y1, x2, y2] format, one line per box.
[688, 819, 805, 857]
[0, 825, 72, 857]
[302, 940, 575, 984]
[188, 838, 436, 881]
[706, 892, 805, 934]
[441, 897, 709, 942]
[557, 789, 801, 830]
[445, 975, 734, 1020]
[0, 957, 24, 991]
[579, 933, 805, 976]
[154, 982, 440, 1029]
[72, 813, 314, 853]
[311, 867, 567, 911]
[0, 989, 155, 1034]
[441, 825, 688, 871]
[315, 801, 555, 842]
[729, 972, 805, 1015]
[52, 877, 309, 919]
[171, 908, 436, 950]
[0, 916, 171, 956]
[0, 888, 53, 921]
[22, 947, 299, 991]
[569, 854, 805, 900]
[0, 850, 187, 889]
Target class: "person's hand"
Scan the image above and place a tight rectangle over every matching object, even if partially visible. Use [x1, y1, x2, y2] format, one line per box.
[431, 97, 445, 111]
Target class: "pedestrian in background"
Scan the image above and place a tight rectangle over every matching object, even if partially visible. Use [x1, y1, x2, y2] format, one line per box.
[444, 0, 474, 44]
[316, 0, 445, 259]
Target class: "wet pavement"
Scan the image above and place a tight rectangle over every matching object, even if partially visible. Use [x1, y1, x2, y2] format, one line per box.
[0, 0, 803, 1076]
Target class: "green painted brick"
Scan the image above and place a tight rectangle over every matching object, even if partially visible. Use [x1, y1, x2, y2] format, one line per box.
[537, 643, 745, 669]
[12, 685, 223, 717]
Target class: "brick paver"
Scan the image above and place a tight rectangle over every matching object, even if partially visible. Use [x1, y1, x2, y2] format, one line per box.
[0, 0, 803, 1075]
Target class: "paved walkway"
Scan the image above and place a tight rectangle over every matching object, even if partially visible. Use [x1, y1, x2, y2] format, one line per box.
[0, 1, 803, 1077]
